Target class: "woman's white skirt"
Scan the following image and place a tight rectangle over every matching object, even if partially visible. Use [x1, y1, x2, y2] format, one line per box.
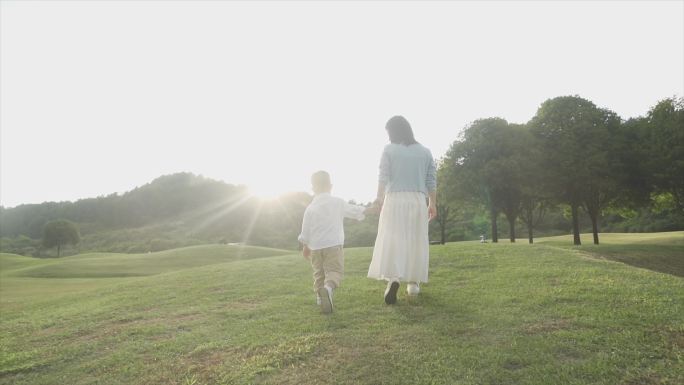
[367, 191, 429, 283]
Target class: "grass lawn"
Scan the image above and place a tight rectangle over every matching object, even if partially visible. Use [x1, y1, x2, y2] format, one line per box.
[0, 233, 682, 384]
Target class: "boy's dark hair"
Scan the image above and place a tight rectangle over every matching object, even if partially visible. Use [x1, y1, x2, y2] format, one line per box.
[386, 115, 418, 145]
[311, 170, 331, 191]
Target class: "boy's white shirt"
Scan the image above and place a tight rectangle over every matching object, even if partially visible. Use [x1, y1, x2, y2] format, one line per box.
[298, 192, 366, 251]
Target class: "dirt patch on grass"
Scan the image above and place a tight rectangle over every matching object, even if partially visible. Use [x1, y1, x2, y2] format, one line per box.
[211, 297, 262, 312]
[664, 328, 684, 350]
[68, 312, 202, 345]
[111, 315, 146, 324]
[438, 324, 484, 338]
[35, 325, 66, 338]
[642, 325, 684, 359]
[179, 334, 332, 385]
[502, 359, 528, 371]
[227, 298, 261, 311]
[522, 318, 572, 335]
[554, 346, 585, 363]
[259, 338, 392, 385]
[621, 373, 662, 385]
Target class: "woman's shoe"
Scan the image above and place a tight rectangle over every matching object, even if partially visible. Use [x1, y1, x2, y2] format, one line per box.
[407, 282, 420, 296]
[384, 280, 400, 304]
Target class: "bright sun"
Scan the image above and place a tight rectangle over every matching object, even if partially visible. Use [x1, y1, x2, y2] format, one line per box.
[246, 181, 304, 200]
[228, 168, 310, 201]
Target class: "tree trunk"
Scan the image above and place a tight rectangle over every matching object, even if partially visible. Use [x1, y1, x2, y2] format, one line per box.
[523, 205, 534, 244]
[508, 217, 516, 243]
[589, 212, 600, 245]
[672, 188, 684, 214]
[571, 203, 581, 245]
[440, 223, 446, 245]
[528, 225, 533, 244]
[490, 209, 498, 243]
[57, 244, 61, 257]
[437, 206, 449, 244]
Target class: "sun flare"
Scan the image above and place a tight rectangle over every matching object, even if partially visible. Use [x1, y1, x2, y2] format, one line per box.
[245, 179, 307, 200]
[245, 185, 283, 200]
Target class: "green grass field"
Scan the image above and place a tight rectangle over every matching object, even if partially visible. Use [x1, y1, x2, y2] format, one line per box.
[1, 233, 682, 385]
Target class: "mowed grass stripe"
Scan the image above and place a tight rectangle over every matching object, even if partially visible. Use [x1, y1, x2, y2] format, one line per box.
[0, 253, 51, 274]
[0, 234, 682, 385]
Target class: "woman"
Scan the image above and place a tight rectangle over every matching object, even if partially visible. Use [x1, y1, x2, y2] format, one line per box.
[368, 116, 437, 304]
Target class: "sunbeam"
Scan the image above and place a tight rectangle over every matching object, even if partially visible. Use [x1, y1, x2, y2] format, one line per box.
[239, 198, 264, 247]
[190, 193, 254, 234]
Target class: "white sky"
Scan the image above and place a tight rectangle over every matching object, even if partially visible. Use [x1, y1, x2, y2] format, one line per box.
[1, 1, 683, 208]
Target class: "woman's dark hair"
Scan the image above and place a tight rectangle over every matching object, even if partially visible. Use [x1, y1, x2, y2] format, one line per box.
[386, 115, 418, 145]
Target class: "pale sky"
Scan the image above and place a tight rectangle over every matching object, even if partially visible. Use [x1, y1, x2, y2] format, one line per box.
[1, 1, 683, 208]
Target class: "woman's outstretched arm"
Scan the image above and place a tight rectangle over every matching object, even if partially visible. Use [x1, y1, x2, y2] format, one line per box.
[428, 191, 437, 221]
[375, 182, 386, 207]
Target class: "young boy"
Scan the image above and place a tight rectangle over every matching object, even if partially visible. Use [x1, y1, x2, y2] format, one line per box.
[298, 170, 369, 314]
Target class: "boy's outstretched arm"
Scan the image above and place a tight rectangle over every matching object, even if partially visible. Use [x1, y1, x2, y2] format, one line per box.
[343, 201, 367, 221]
[298, 208, 311, 258]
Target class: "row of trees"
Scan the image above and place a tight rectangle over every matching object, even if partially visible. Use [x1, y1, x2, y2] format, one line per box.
[2, 95, 681, 255]
[436, 95, 683, 245]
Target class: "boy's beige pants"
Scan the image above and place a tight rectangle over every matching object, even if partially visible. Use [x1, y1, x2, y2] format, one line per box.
[310, 245, 344, 292]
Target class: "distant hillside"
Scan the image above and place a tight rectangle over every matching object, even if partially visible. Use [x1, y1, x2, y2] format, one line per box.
[1, 173, 248, 237]
[0, 173, 319, 255]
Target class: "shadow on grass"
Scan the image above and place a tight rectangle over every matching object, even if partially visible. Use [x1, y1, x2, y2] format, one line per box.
[547, 242, 684, 278]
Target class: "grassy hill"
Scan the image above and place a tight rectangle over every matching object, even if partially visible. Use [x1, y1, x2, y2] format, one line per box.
[0, 245, 290, 303]
[4, 245, 291, 279]
[0, 233, 682, 385]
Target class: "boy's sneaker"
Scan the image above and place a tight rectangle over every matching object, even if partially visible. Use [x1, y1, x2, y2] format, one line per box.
[316, 294, 322, 306]
[384, 280, 400, 305]
[318, 286, 333, 314]
[407, 282, 420, 296]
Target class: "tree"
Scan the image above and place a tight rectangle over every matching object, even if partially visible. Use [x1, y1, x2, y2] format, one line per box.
[447, 118, 525, 243]
[485, 160, 522, 242]
[440, 118, 513, 243]
[579, 108, 623, 245]
[519, 196, 549, 244]
[42, 220, 80, 257]
[434, 203, 452, 244]
[432, 160, 456, 245]
[516, 126, 550, 244]
[612, 117, 652, 210]
[529, 96, 620, 245]
[492, 123, 531, 242]
[642, 97, 684, 214]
